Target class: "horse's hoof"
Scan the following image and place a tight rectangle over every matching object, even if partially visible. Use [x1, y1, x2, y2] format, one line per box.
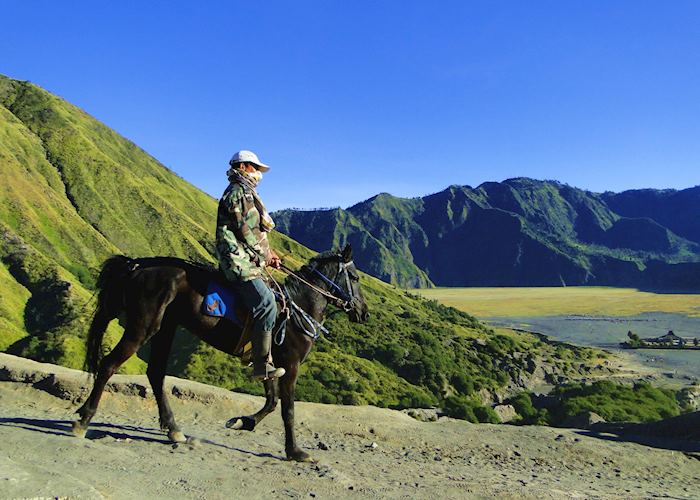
[72, 422, 87, 439]
[225, 418, 244, 430]
[287, 449, 316, 463]
[225, 416, 255, 431]
[168, 430, 187, 443]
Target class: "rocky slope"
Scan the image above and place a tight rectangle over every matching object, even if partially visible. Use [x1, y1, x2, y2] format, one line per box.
[1, 354, 698, 499]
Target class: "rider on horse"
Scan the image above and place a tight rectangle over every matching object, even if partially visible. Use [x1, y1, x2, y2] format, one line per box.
[215, 150, 285, 380]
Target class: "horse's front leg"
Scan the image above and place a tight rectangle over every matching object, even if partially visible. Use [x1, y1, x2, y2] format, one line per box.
[279, 362, 313, 462]
[147, 322, 186, 443]
[226, 378, 278, 431]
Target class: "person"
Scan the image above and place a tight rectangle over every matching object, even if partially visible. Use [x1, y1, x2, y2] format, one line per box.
[215, 150, 285, 380]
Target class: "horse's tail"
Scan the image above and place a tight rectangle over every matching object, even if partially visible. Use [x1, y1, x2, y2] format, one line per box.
[85, 255, 137, 375]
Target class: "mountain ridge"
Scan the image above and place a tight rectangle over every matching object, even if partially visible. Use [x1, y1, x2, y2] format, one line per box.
[273, 178, 700, 289]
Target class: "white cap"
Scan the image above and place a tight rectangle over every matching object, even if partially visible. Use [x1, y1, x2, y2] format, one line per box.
[229, 150, 271, 172]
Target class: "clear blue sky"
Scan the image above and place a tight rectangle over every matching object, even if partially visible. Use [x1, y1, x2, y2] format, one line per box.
[2, 1, 699, 211]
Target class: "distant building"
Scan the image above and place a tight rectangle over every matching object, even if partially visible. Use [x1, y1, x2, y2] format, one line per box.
[642, 330, 686, 346]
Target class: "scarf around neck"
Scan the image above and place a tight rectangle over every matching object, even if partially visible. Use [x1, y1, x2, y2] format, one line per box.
[226, 167, 275, 232]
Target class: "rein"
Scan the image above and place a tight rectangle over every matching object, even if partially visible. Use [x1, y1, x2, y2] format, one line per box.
[266, 266, 330, 345]
[279, 263, 353, 309]
[268, 258, 356, 345]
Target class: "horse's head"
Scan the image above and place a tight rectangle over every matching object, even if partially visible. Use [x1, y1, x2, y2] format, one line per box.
[309, 244, 369, 323]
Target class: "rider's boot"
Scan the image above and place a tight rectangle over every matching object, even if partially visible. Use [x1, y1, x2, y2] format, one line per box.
[252, 330, 285, 380]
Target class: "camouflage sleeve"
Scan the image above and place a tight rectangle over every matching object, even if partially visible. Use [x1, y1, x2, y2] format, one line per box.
[259, 231, 272, 261]
[224, 185, 266, 264]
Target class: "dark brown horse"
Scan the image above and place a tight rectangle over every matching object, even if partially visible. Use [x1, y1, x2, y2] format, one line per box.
[73, 244, 368, 462]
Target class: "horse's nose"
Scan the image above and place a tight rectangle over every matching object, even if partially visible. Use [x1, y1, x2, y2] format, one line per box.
[362, 310, 370, 322]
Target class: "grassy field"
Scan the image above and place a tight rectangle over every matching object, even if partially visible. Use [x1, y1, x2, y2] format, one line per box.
[415, 287, 700, 318]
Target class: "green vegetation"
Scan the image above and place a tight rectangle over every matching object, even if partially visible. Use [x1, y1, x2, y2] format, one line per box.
[551, 380, 681, 423]
[624, 331, 643, 348]
[507, 381, 682, 426]
[443, 395, 500, 423]
[507, 392, 550, 425]
[0, 262, 30, 350]
[297, 352, 435, 408]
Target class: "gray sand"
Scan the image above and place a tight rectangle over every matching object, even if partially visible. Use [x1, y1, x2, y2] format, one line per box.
[0, 353, 698, 499]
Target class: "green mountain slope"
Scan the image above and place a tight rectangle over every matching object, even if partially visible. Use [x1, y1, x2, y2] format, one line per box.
[0, 75, 605, 418]
[273, 201, 432, 287]
[274, 178, 700, 289]
[0, 76, 215, 275]
[602, 187, 700, 245]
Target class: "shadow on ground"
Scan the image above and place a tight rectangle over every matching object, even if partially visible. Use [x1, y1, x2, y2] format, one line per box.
[574, 411, 700, 457]
[0, 417, 285, 460]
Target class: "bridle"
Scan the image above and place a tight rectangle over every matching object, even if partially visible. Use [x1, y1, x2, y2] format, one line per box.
[271, 256, 359, 344]
[280, 256, 358, 312]
[309, 258, 358, 312]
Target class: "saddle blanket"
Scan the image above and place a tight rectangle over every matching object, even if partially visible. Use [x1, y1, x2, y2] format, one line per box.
[202, 281, 243, 326]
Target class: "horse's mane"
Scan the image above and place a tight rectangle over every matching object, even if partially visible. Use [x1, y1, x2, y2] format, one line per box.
[309, 250, 341, 263]
[132, 252, 339, 279]
[133, 256, 219, 274]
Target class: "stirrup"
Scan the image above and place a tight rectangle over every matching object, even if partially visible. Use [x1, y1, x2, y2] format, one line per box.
[253, 363, 286, 380]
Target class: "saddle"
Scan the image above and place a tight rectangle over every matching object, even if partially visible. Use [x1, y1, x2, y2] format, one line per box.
[202, 281, 254, 361]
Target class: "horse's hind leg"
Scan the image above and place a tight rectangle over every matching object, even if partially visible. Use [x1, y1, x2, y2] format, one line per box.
[74, 285, 177, 438]
[226, 378, 278, 431]
[73, 335, 143, 437]
[147, 319, 185, 443]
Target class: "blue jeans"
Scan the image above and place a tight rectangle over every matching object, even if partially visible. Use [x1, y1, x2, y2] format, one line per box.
[231, 278, 277, 335]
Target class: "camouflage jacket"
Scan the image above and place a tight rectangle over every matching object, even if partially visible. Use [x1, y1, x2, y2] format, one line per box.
[215, 181, 272, 281]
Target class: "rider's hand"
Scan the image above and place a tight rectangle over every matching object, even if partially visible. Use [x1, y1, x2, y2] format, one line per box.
[268, 251, 282, 269]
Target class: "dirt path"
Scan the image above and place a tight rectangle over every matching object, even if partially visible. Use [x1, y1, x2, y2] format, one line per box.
[0, 353, 698, 499]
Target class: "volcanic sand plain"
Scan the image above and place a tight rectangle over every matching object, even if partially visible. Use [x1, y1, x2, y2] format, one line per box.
[416, 287, 700, 318]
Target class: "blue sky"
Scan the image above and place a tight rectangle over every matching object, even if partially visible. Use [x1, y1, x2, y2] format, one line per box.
[2, 1, 699, 211]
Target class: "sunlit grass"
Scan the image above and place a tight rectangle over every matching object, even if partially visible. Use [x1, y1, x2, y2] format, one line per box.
[415, 287, 700, 318]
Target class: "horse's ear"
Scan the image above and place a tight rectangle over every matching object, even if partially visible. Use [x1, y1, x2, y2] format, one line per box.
[341, 243, 353, 262]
